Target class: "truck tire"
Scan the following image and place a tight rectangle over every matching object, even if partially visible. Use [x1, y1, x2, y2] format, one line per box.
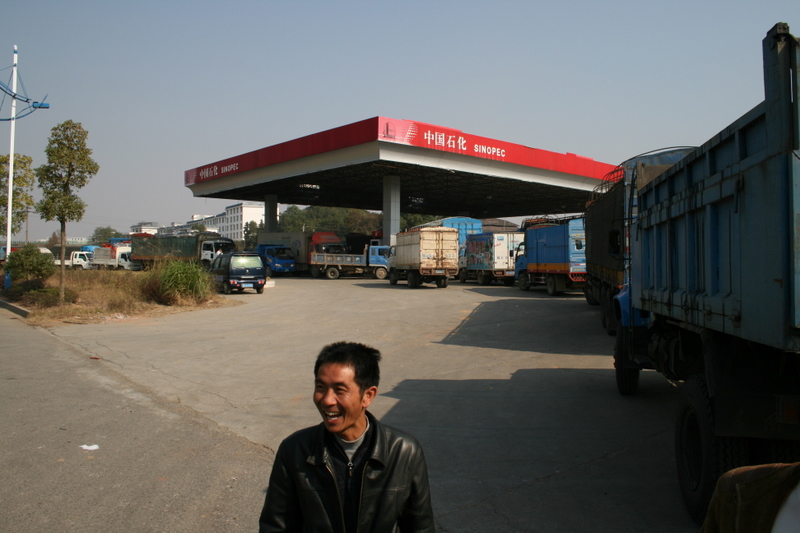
[546, 275, 559, 296]
[325, 267, 340, 280]
[518, 275, 530, 291]
[458, 269, 468, 283]
[373, 267, 388, 280]
[436, 277, 448, 288]
[675, 375, 749, 525]
[310, 266, 321, 278]
[477, 271, 491, 286]
[389, 269, 398, 285]
[584, 285, 599, 306]
[407, 270, 420, 289]
[613, 328, 639, 395]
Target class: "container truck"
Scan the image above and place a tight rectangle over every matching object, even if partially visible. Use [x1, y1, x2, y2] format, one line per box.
[602, 23, 800, 524]
[130, 232, 235, 269]
[514, 218, 586, 295]
[458, 232, 524, 285]
[388, 227, 459, 288]
[583, 148, 693, 334]
[91, 245, 133, 270]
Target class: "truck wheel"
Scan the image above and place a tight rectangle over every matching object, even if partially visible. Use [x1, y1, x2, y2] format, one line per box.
[389, 269, 398, 285]
[374, 267, 388, 280]
[518, 276, 530, 291]
[584, 285, 599, 306]
[613, 328, 639, 395]
[477, 271, 491, 286]
[436, 277, 448, 288]
[407, 270, 420, 288]
[546, 275, 559, 296]
[458, 269, 468, 283]
[675, 375, 749, 525]
[310, 266, 321, 278]
[325, 267, 340, 280]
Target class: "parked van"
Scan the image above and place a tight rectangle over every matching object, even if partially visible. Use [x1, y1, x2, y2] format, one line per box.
[210, 252, 267, 294]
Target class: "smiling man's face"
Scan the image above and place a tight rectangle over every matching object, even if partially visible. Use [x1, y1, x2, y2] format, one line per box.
[313, 362, 377, 441]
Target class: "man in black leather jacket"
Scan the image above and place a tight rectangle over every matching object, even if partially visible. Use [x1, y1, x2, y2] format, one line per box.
[258, 341, 435, 533]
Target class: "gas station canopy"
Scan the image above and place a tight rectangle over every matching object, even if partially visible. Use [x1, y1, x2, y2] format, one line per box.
[185, 117, 617, 219]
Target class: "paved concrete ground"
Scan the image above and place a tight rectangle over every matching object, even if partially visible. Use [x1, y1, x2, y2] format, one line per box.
[4, 277, 699, 532]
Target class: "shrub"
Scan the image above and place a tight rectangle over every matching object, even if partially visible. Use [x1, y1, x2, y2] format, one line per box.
[140, 260, 213, 305]
[4, 244, 56, 281]
[21, 287, 79, 308]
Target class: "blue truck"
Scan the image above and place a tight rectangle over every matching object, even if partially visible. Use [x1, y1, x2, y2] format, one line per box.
[255, 244, 297, 277]
[583, 148, 694, 335]
[591, 23, 800, 524]
[514, 218, 586, 295]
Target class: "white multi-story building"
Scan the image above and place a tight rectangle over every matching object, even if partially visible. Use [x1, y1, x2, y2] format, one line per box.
[153, 202, 265, 241]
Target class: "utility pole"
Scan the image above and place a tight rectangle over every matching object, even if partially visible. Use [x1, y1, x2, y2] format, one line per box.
[5, 46, 18, 260]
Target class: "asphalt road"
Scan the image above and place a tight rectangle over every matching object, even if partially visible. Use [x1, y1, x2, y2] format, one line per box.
[2, 276, 699, 532]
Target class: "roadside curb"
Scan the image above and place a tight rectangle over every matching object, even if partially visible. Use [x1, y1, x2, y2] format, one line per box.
[0, 298, 31, 318]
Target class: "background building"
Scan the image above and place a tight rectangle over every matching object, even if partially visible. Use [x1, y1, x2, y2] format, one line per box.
[146, 202, 264, 241]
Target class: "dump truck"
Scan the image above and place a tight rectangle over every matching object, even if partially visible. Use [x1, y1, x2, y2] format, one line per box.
[583, 148, 693, 334]
[514, 218, 586, 295]
[599, 23, 800, 524]
[257, 231, 388, 279]
[388, 227, 459, 288]
[458, 232, 524, 285]
[130, 232, 235, 269]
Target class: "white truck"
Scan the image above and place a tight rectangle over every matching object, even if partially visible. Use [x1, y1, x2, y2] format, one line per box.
[388, 227, 459, 288]
[54, 251, 93, 270]
[458, 232, 524, 286]
[91, 246, 133, 270]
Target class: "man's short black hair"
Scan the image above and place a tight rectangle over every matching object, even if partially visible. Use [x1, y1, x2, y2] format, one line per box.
[314, 341, 381, 393]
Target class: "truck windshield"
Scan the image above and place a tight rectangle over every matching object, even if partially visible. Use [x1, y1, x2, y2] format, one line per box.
[272, 248, 294, 259]
[320, 243, 346, 254]
[231, 256, 263, 269]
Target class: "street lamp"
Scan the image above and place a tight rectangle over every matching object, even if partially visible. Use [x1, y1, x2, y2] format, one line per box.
[1, 46, 49, 279]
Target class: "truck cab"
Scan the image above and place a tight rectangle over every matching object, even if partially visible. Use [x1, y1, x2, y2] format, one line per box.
[255, 244, 296, 277]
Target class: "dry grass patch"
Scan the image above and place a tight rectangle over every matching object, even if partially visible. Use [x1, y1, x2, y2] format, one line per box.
[19, 269, 238, 326]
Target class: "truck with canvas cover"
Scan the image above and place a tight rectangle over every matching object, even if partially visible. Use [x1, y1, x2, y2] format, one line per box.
[607, 24, 800, 524]
[583, 148, 693, 335]
[130, 232, 235, 270]
[514, 218, 586, 296]
[459, 232, 524, 285]
[388, 227, 459, 288]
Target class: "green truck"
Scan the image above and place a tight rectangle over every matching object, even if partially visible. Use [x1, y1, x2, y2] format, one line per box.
[130, 232, 235, 269]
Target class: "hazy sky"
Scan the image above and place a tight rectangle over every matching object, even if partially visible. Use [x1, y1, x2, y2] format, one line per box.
[1, 0, 795, 241]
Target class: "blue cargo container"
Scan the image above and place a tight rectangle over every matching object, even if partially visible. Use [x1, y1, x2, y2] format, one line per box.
[514, 218, 585, 295]
[606, 24, 800, 524]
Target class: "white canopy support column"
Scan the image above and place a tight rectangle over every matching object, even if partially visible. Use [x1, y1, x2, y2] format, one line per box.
[382, 175, 400, 246]
[264, 194, 278, 232]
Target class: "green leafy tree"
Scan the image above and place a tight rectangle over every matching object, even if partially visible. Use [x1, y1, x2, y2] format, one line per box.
[191, 222, 206, 232]
[243, 220, 259, 249]
[36, 120, 99, 303]
[90, 225, 124, 245]
[46, 231, 60, 248]
[0, 153, 36, 236]
[4, 243, 56, 281]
